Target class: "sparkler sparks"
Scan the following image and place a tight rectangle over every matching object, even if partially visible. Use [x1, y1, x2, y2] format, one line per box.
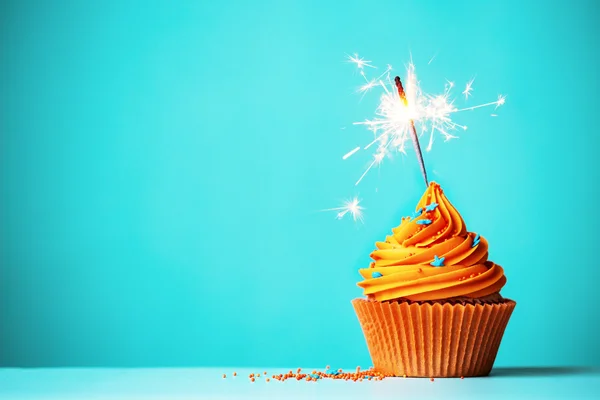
[463, 77, 475, 99]
[346, 53, 376, 70]
[322, 197, 365, 222]
[345, 54, 505, 187]
[327, 54, 505, 223]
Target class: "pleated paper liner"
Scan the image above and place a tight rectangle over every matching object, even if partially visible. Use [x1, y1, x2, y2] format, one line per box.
[352, 298, 516, 377]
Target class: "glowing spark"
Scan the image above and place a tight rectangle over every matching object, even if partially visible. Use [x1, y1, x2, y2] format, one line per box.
[343, 55, 505, 185]
[496, 94, 506, 108]
[455, 95, 506, 113]
[343, 146, 360, 160]
[463, 77, 475, 99]
[323, 197, 365, 222]
[346, 53, 375, 70]
[428, 51, 439, 65]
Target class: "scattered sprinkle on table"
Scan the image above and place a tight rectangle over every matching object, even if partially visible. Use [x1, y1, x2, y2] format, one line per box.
[224, 367, 473, 383]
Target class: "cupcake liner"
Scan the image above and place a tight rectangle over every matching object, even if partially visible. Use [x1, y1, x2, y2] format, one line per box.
[352, 298, 516, 377]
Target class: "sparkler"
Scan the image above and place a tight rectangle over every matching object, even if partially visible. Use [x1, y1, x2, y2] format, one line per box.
[345, 53, 505, 187]
[395, 75, 428, 186]
[327, 53, 505, 221]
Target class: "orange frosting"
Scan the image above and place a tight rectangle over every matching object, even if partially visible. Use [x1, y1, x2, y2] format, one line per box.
[357, 182, 506, 302]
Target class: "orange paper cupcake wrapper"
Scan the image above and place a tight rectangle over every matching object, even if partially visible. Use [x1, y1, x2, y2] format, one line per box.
[352, 298, 516, 377]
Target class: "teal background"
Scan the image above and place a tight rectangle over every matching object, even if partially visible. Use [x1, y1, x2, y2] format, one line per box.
[1, 0, 598, 368]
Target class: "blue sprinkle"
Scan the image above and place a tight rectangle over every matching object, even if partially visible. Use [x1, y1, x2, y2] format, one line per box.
[310, 374, 320, 379]
[372, 271, 383, 278]
[472, 234, 480, 248]
[410, 208, 423, 219]
[425, 202, 439, 212]
[416, 219, 432, 225]
[365, 376, 372, 379]
[430, 255, 445, 267]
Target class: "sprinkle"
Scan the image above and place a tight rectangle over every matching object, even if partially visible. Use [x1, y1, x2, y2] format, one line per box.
[233, 372, 237, 376]
[425, 202, 439, 211]
[264, 371, 267, 375]
[472, 234, 480, 247]
[416, 219, 432, 225]
[403, 374, 407, 378]
[249, 374, 254, 378]
[410, 208, 423, 219]
[223, 374, 226, 378]
[258, 366, 386, 383]
[372, 272, 383, 278]
[251, 378, 255, 382]
[431, 255, 445, 267]
[326, 365, 330, 370]
[430, 377, 435, 382]
[460, 376, 464, 379]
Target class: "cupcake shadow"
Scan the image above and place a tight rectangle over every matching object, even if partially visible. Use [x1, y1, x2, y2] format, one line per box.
[491, 366, 597, 377]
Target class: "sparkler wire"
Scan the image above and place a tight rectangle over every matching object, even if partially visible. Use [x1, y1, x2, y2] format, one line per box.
[395, 76, 428, 187]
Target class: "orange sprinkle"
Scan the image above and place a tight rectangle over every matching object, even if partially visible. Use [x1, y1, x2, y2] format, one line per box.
[233, 372, 237, 377]
[338, 369, 343, 373]
[257, 374, 260, 377]
[430, 377, 435, 382]
[266, 378, 270, 382]
[461, 376, 465, 379]
[251, 378, 255, 382]
[222, 374, 226, 378]
[249, 373, 254, 378]
[403, 374, 407, 378]
[264, 371, 267, 375]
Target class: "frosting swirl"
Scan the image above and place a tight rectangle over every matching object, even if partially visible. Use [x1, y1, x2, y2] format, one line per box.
[357, 182, 506, 302]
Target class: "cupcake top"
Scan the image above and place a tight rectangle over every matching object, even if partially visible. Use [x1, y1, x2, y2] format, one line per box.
[357, 182, 506, 302]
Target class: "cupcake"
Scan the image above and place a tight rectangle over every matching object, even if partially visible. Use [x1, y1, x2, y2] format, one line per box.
[352, 182, 515, 377]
